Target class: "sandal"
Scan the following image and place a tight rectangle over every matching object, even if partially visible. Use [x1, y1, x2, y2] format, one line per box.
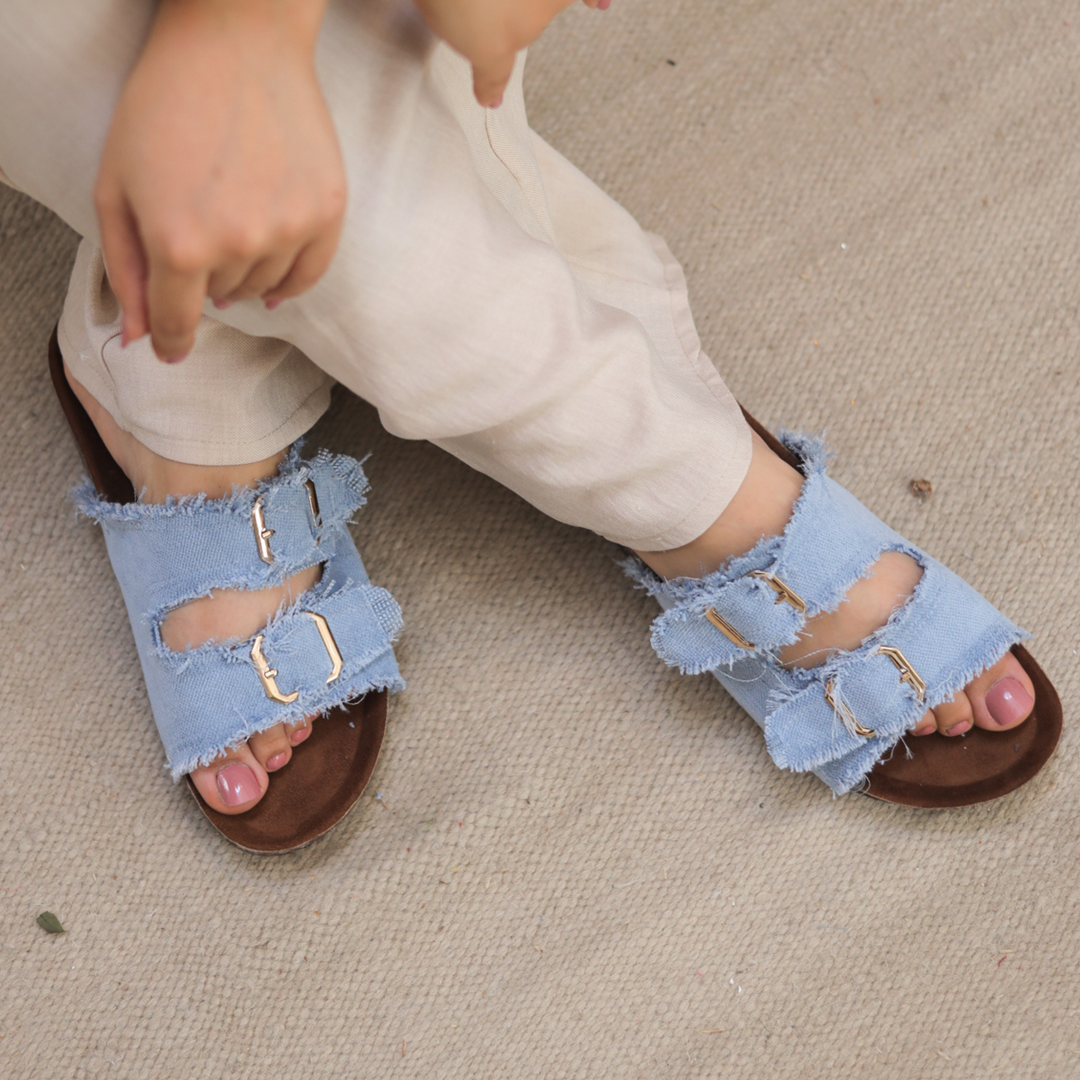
[624, 413, 1062, 807]
[49, 330, 404, 851]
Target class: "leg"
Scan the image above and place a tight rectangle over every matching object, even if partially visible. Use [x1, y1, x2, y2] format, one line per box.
[4, 0, 1034, 808]
[1, 0, 336, 812]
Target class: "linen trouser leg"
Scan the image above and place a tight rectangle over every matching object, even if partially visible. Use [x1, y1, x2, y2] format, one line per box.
[0, 0, 751, 551]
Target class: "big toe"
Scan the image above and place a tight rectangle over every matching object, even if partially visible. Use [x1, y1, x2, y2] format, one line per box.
[966, 652, 1036, 732]
[189, 744, 269, 814]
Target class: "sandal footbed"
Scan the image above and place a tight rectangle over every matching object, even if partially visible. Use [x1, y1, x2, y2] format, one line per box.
[742, 407, 1062, 808]
[50, 327, 387, 851]
[183, 691, 387, 853]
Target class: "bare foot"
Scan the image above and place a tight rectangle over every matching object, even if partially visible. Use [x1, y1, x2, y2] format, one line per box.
[635, 431, 1035, 737]
[67, 363, 318, 813]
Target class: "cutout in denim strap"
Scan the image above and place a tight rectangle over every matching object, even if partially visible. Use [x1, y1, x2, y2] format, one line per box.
[625, 433, 914, 671]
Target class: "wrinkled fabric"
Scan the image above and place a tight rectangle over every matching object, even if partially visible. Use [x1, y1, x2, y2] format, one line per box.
[1, 0, 751, 550]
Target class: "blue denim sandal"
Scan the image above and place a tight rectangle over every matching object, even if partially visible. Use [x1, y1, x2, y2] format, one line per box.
[50, 332, 403, 851]
[624, 415, 1061, 807]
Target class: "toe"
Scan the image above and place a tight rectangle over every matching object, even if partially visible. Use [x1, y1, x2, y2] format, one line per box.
[931, 691, 974, 737]
[911, 710, 937, 736]
[286, 717, 313, 746]
[966, 652, 1036, 732]
[189, 743, 269, 815]
[249, 723, 292, 772]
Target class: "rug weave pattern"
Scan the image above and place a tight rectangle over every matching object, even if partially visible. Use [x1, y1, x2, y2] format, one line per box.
[2, 2, 1078, 1077]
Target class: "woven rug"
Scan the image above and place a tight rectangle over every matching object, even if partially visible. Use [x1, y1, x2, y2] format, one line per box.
[2, 1, 1078, 1076]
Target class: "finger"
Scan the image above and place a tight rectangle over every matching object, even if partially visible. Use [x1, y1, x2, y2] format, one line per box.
[145, 257, 210, 362]
[206, 260, 255, 306]
[95, 189, 149, 346]
[260, 230, 339, 305]
[223, 249, 303, 303]
[471, 52, 517, 108]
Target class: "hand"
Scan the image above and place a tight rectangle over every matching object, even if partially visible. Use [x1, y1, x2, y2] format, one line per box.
[93, 0, 345, 361]
[412, 0, 611, 109]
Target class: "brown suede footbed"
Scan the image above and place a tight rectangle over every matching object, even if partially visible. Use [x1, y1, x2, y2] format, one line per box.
[742, 408, 1062, 807]
[49, 329, 387, 852]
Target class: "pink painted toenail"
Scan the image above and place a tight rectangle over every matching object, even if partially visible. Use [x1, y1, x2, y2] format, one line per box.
[266, 752, 289, 771]
[913, 724, 935, 736]
[945, 720, 971, 737]
[986, 677, 1033, 727]
[216, 763, 261, 807]
[290, 725, 310, 745]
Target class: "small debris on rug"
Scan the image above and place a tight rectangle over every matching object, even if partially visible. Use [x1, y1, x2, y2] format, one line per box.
[36, 912, 65, 934]
[909, 478, 933, 500]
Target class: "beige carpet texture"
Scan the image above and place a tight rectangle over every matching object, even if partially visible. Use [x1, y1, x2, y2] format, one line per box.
[3, 1, 1080, 1077]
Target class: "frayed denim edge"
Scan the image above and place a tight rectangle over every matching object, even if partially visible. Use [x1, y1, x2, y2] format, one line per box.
[166, 665, 405, 780]
[149, 570, 402, 669]
[70, 442, 369, 521]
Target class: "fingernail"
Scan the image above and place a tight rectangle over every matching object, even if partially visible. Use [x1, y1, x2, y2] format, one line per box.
[598, 0, 611, 9]
[120, 328, 130, 348]
[290, 724, 310, 746]
[264, 299, 281, 311]
[945, 720, 972, 737]
[213, 299, 234, 310]
[164, 352, 188, 364]
[216, 763, 261, 806]
[986, 677, 1033, 727]
[266, 751, 289, 772]
[489, 94, 503, 109]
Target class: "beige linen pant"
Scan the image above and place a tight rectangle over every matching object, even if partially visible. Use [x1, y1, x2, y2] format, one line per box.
[0, 0, 751, 551]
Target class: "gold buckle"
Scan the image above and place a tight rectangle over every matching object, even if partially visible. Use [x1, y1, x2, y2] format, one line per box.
[877, 645, 926, 701]
[824, 676, 875, 738]
[703, 571, 805, 651]
[704, 608, 755, 650]
[250, 612, 344, 704]
[251, 497, 275, 565]
[307, 612, 343, 683]
[749, 571, 806, 613]
[304, 479, 321, 528]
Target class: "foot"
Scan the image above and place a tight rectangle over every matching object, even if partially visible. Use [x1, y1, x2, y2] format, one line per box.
[66, 363, 318, 814]
[635, 431, 1035, 738]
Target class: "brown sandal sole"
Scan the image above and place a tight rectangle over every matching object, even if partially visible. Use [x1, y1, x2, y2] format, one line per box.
[49, 328, 387, 851]
[743, 408, 1062, 807]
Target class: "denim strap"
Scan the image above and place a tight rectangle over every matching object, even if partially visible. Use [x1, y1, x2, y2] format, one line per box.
[627, 434, 912, 673]
[74, 448, 369, 619]
[154, 529, 404, 778]
[767, 557, 1026, 788]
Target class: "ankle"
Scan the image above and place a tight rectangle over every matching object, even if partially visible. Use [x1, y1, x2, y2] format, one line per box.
[64, 361, 286, 503]
[635, 431, 805, 579]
